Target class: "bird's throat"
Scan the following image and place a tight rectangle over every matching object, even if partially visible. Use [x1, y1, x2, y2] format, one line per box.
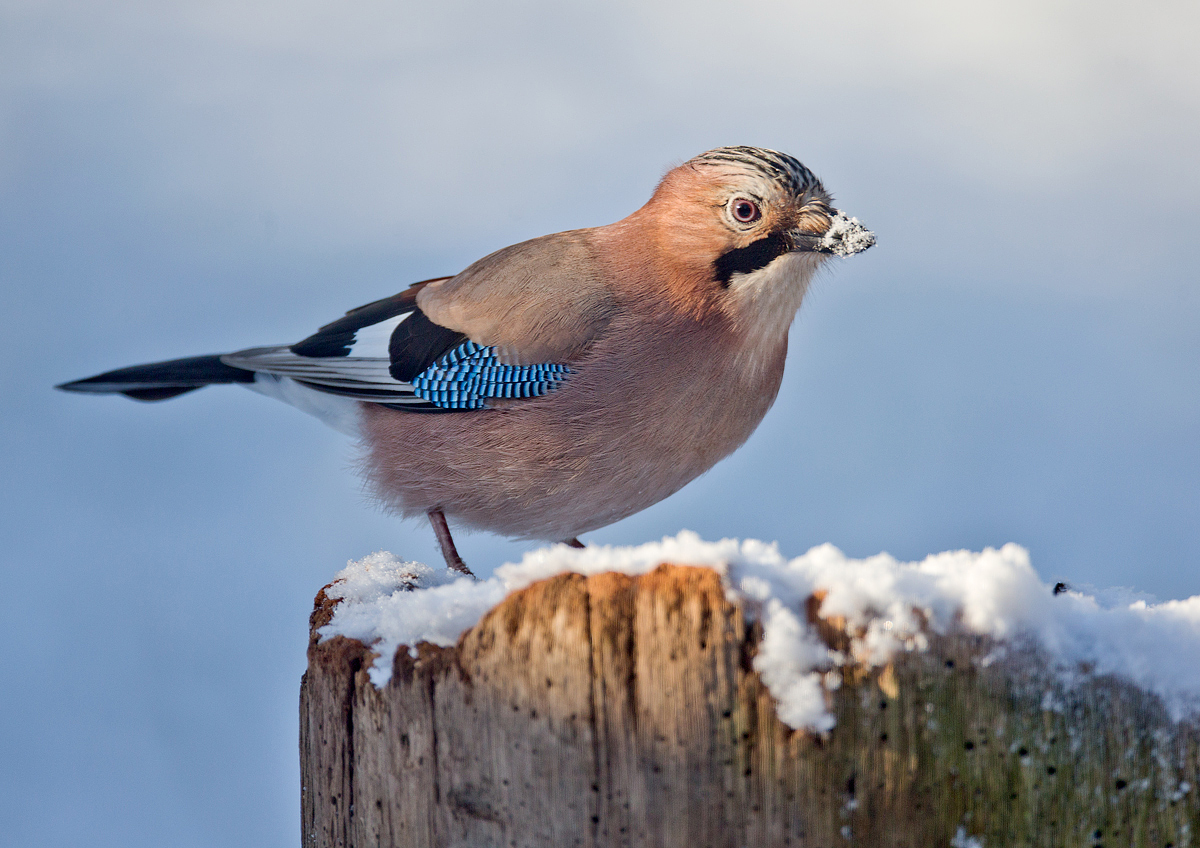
[712, 233, 794, 287]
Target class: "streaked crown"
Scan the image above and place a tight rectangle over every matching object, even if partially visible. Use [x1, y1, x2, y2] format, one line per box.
[689, 146, 822, 199]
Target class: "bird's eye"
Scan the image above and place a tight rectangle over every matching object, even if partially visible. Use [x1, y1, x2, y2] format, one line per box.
[730, 197, 761, 224]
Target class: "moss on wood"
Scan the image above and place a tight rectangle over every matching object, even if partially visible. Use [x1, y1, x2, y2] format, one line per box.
[301, 565, 1199, 847]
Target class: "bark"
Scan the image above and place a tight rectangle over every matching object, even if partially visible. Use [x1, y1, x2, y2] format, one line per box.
[300, 565, 1200, 847]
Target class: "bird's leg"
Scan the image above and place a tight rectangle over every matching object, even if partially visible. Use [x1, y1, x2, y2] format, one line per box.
[562, 537, 586, 549]
[427, 509, 475, 577]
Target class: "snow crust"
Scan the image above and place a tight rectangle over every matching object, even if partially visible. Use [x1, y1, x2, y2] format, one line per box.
[820, 212, 876, 257]
[319, 532, 1200, 731]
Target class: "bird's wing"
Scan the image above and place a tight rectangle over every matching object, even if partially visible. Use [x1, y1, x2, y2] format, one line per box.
[219, 280, 447, 410]
[222, 238, 610, 413]
[415, 229, 616, 365]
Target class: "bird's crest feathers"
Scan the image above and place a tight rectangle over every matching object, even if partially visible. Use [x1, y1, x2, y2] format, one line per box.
[688, 146, 822, 201]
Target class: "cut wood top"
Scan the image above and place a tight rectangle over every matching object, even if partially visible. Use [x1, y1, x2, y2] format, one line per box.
[310, 533, 1200, 731]
[302, 559, 1200, 847]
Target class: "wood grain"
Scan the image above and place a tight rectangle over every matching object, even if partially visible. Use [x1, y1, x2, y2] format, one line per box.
[300, 565, 1200, 847]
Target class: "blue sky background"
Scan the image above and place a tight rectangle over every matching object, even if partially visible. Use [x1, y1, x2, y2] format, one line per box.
[2, 1, 1197, 845]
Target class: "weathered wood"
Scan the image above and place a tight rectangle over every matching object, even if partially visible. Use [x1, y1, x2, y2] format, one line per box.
[300, 565, 1200, 847]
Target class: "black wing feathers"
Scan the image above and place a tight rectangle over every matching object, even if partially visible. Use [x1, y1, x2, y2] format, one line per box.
[290, 283, 427, 358]
[285, 278, 467, 382]
[56, 354, 255, 401]
[56, 277, 477, 408]
[388, 311, 468, 382]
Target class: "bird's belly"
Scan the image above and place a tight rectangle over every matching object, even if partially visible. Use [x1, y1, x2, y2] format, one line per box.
[358, 339, 785, 541]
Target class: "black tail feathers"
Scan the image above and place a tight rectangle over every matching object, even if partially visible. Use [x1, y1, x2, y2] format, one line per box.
[56, 355, 255, 402]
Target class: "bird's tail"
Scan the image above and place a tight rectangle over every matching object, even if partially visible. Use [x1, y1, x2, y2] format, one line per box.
[56, 355, 255, 401]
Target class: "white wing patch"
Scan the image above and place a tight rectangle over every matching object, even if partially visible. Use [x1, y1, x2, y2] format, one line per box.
[220, 310, 432, 406]
[345, 312, 410, 358]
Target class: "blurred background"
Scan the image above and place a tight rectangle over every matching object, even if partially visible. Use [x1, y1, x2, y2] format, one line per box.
[2, 1, 1197, 844]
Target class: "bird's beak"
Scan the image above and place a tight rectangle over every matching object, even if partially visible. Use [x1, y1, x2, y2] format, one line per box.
[790, 210, 875, 257]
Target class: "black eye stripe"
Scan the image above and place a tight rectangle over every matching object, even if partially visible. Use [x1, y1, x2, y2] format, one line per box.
[713, 232, 793, 286]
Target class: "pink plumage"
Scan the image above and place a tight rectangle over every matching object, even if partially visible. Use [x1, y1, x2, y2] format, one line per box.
[58, 147, 874, 575]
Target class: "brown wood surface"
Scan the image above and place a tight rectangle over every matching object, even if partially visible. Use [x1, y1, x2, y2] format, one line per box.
[300, 565, 1200, 847]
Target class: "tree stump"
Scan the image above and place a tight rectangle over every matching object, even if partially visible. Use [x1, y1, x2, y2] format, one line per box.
[300, 564, 1200, 847]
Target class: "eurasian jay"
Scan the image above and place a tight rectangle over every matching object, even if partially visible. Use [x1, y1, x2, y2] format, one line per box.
[58, 146, 874, 576]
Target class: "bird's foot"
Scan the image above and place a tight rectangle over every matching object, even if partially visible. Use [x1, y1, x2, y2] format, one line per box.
[427, 509, 476, 578]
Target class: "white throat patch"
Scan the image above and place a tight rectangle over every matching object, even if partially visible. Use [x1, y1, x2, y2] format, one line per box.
[726, 251, 823, 340]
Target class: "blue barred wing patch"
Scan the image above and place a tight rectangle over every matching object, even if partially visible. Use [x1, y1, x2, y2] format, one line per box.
[409, 341, 571, 410]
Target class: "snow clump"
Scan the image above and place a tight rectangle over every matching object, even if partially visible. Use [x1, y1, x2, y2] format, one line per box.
[320, 532, 1200, 731]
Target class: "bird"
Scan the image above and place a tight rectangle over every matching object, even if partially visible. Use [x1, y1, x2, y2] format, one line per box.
[58, 146, 874, 577]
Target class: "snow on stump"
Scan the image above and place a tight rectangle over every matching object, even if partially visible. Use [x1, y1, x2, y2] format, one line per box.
[300, 536, 1200, 847]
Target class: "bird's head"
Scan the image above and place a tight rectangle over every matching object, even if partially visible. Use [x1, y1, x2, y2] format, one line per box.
[619, 146, 874, 335]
